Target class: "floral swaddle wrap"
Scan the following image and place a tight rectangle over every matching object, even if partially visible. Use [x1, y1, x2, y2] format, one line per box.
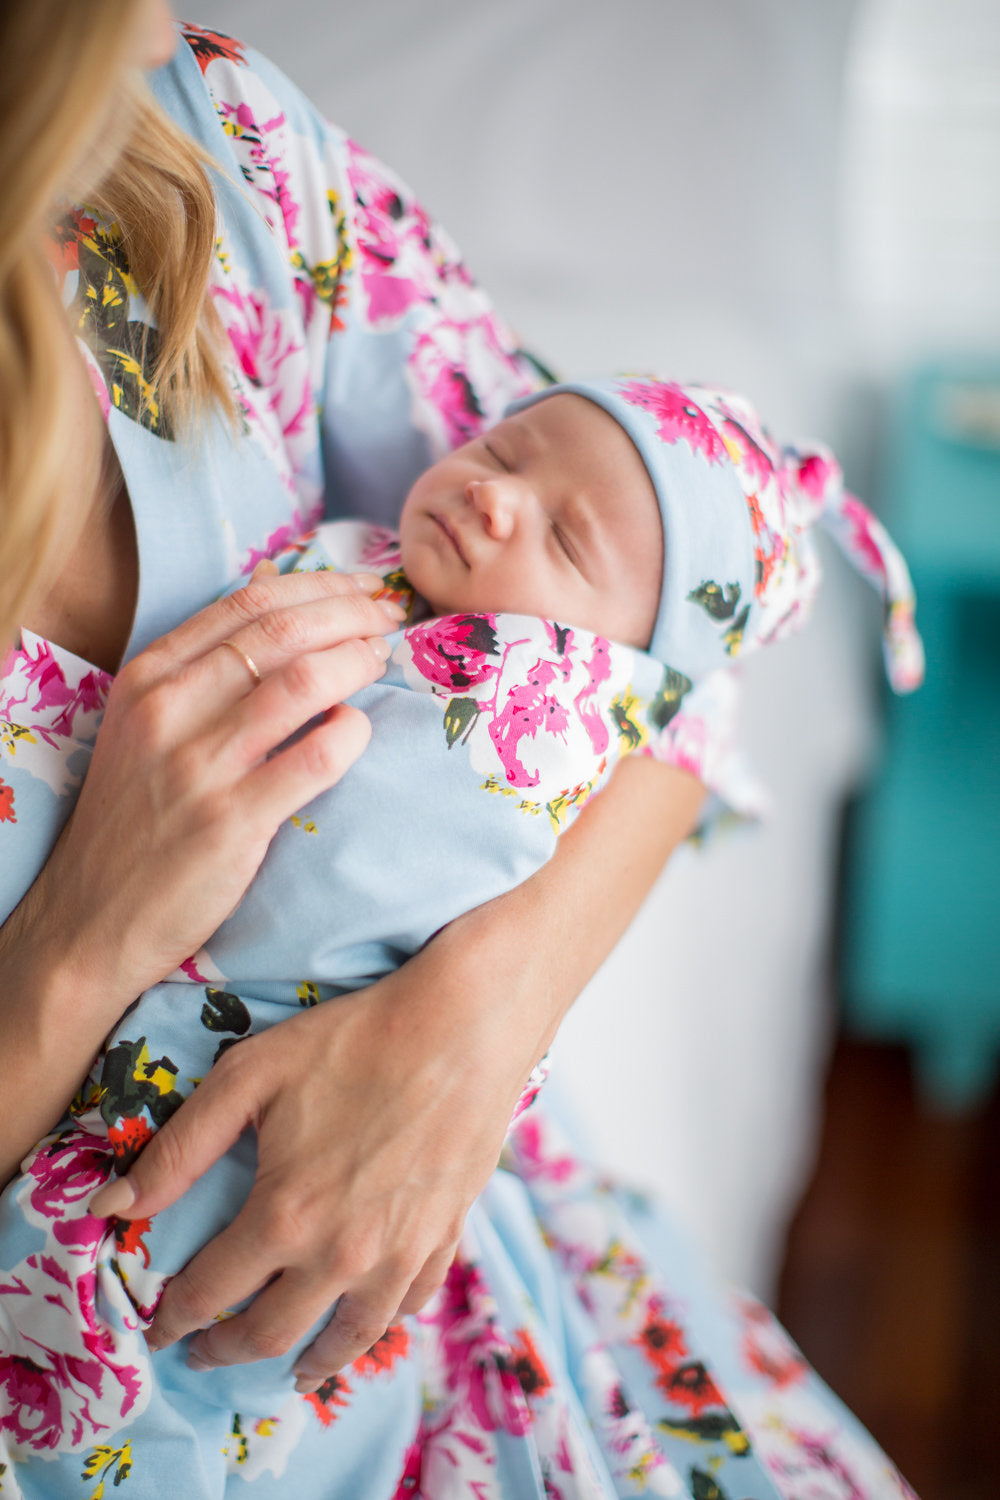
[0, 518, 681, 1440]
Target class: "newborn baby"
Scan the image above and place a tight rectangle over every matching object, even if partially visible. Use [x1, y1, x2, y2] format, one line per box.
[0, 376, 924, 1435]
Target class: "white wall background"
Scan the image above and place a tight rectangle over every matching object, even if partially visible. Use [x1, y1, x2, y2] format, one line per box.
[178, 0, 999, 1295]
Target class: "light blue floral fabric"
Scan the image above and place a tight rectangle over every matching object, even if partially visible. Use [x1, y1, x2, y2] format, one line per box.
[0, 26, 915, 1500]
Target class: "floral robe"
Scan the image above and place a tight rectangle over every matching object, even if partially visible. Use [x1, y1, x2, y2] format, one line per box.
[0, 26, 915, 1500]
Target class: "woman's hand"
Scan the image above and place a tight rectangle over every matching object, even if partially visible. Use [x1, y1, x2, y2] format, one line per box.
[0, 562, 403, 1177]
[89, 758, 706, 1383]
[93, 956, 519, 1386]
[45, 562, 403, 998]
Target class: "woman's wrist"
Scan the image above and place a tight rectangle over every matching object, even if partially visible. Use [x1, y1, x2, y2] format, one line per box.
[0, 870, 140, 1180]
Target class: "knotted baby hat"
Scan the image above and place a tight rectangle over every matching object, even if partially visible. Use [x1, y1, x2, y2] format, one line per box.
[510, 378, 924, 693]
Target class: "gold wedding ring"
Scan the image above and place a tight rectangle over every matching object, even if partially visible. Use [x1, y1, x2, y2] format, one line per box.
[221, 638, 262, 688]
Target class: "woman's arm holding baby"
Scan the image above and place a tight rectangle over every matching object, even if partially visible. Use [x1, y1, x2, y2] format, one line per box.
[0, 568, 399, 1185]
[95, 756, 704, 1384]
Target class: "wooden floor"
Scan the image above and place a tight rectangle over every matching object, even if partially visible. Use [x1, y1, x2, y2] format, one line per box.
[777, 1036, 1000, 1500]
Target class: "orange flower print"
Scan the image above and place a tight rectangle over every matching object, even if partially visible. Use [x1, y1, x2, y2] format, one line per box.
[656, 1359, 726, 1417]
[0, 777, 15, 823]
[107, 1115, 154, 1170]
[114, 1215, 153, 1268]
[352, 1323, 410, 1378]
[509, 1327, 552, 1400]
[304, 1373, 352, 1426]
[634, 1311, 686, 1374]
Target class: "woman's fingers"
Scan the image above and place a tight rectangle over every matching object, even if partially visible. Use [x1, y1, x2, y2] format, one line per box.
[146, 1215, 287, 1354]
[139, 566, 392, 676]
[185, 1270, 342, 1372]
[291, 1286, 407, 1390]
[240, 703, 373, 826]
[90, 1050, 254, 1224]
[216, 632, 389, 769]
[394, 1244, 457, 1319]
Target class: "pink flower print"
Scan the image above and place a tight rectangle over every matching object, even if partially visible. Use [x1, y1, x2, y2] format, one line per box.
[619, 380, 729, 464]
[572, 637, 613, 758]
[655, 705, 710, 783]
[735, 1294, 807, 1391]
[489, 657, 571, 788]
[507, 1111, 580, 1189]
[211, 281, 315, 479]
[219, 101, 301, 249]
[0, 1130, 151, 1454]
[409, 314, 535, 454]
[405, 615, 500, 693]
[840, 495, 888, 583]
[1, 637, 112, 744]
[426, 1257, 531, 1439]
[346, 142, 444, 326]
[0, 1257, 145, 1454]
[794, 449, 839, 504]
[242, 515, 318, 576]
[720, 413, 778, 490]
[357, 525, 404, 574]
[25, 1133, 113, 1255]
[0, 1351, 69, 1452]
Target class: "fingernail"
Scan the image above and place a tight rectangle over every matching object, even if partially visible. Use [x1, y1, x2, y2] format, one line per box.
[294, 1374, 323, 1394]
[347, 571, 384, 592]
[90, 1177, 136, 1218]
[186, 1351, 215, 1373]
[252, 558, 280, 578]
[378, 600, 406, 623]
[368, 636, 391, 662]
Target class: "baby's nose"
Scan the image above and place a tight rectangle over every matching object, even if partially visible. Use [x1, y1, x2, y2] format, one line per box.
[466, 478, 518, 539]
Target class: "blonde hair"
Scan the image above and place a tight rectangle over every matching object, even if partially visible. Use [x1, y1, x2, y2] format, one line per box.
[0, 1, 234, 643]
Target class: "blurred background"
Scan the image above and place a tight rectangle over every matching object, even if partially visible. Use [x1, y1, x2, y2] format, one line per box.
[183, 4, 1000, 1493]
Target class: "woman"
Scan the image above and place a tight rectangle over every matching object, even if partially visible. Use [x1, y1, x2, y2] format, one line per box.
[0, 3, 914, 1495]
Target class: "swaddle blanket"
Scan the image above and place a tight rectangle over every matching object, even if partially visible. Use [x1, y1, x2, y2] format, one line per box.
[0, 519, 678, 1419]
[179, 517, 679, 998]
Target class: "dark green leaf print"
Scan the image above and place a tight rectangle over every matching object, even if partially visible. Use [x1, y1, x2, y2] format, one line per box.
[610, 696, 644, 751]
[658, 1411, 750, 1449]
[687, 580, 742, 621]
[69, 216, 173, 437]
[443, 695, 480, 747]
[99, 1037, 185, 1130]
[201, 988, 252, 1035]
[723, 604, 750, 656]
[462, 616, 501, 656]
[691, 1468, 729, 1500]
[649, 666, 693, 730]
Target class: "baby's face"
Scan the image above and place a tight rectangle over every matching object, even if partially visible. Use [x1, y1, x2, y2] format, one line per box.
[398, 394, 663, 648]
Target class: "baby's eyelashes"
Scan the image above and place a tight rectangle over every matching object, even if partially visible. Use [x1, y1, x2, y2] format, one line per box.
[551, 521, 579, 570]
[483, 441, 510, 472]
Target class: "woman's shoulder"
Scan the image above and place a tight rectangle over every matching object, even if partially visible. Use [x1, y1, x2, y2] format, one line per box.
[149, 25, 348, 258]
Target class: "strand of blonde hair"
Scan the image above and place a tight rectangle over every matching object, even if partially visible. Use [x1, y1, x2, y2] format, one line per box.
[0, 3, 234, 644]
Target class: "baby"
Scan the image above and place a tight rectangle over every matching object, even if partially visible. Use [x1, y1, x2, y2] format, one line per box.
[398, 375, 924, 693]
[1, 376, 923, 1431]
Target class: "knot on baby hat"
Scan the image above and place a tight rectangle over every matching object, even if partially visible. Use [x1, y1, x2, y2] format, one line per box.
[510, 378, 924, 692]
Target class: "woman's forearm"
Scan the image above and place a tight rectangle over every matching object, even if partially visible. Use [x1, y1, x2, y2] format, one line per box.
[0, 869, 132, 1181]
[0, 567, 397, 1184]
[416, 756, 706, 1083]
[99, 755, 707, 1377]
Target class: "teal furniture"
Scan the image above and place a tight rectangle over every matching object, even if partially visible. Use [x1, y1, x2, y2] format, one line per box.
[842, 362, 1000, 1109]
